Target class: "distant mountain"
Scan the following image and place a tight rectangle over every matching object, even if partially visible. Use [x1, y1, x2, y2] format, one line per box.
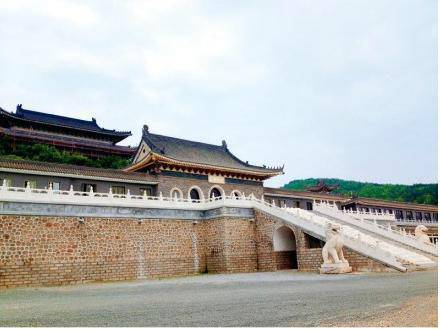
[283, 178, 438, 205]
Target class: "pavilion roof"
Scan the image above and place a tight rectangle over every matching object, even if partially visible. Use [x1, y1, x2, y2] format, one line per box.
[125, 126, 284, 178]
[0, 105, 131, 142]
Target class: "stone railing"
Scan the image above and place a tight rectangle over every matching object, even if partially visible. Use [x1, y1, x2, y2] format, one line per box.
[342, 208, 396, 221]
[284, 207, 433, 270]
[396, 219, 438, 227]
[314, 200, 396, 221]
[0, 183, 435, 271]
[313, 201, 437, 256]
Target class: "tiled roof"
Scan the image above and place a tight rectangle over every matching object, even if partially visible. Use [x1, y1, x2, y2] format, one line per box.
[0, 159, 157, 184]
[264, 187, 438, 211]
[1, 106, 131, 138]
[141, 128, 283, 175]
[263, 187, 349, 201]
[342, 197, 438, 212]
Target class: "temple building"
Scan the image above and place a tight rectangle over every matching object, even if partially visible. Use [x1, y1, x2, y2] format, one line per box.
[0, 104, 134, 158]
[0, 106, 437, 287]
[0, 107, 437, 234]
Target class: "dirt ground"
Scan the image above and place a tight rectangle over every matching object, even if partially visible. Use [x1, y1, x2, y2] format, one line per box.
[322, 294, 438, 327]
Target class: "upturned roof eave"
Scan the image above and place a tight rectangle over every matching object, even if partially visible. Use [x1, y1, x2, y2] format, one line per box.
[0, 108, 131, 139]
[124, 151, 283, 178]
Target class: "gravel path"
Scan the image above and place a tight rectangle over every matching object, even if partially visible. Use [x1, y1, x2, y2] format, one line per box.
[0, 270, 437, 327]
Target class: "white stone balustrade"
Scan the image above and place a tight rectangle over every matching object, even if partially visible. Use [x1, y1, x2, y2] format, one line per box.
[313, 200, 437, 256]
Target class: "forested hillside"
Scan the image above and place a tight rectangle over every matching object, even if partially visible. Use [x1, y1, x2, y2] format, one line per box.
[0, 138, 130, 169]
[283, 178, 437, 205]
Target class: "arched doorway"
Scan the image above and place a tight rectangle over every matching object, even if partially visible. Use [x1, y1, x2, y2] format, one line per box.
[273, 226, 298, 269]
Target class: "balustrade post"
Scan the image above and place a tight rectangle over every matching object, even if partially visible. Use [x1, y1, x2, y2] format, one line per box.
[1, 179, 6, 192]
[0, 179, 5, 194]
[159, 191, 163, 201]
[143, 190, 147, 200]
[69, 185, 74, 196]
[108, 187, 113, 198]
[126, 189, 131, 198]
[25, 181, 31, 194]
[48, 183, 53, 196]
[89, 186, 94, 198]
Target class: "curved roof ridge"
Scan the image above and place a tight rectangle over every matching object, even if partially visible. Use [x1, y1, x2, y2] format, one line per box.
[140, 128, 283, 175]
[1, 106, 131, 136]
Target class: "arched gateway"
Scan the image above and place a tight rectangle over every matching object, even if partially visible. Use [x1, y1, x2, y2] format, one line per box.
[273, 226, 298, 269]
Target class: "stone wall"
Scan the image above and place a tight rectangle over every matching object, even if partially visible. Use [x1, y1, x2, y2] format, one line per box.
[0, 214, 256, 288]
[157, 175, 264, 200]
[1, 209, 396, 288]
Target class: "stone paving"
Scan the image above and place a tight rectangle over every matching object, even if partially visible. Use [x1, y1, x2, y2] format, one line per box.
[0, 270, 437, 327]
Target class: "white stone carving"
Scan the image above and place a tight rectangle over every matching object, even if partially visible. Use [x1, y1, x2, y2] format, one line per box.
[320, 223, 352, 274]
[415, 225, 431, 244]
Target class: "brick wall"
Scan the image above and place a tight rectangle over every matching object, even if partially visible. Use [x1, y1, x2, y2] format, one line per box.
[1, 210, 397, 288]
[0, 215, 257, 288]
[157, 175, 264, 199]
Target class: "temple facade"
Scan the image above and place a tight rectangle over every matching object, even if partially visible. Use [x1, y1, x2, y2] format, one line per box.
[0, 105, 135, 158]
[0, 107, 437, 288]
[0, 108, 437, 240]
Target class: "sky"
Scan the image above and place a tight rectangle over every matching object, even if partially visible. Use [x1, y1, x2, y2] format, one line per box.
[0, 0, 437, 187]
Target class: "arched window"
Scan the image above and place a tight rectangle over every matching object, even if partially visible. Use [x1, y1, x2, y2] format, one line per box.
[210, 188, 221, 198]
[170, 188, 183, 199]
[208, 185, 224, 199]
[231, 190, 242, 199]
[190, 188, 201, 201]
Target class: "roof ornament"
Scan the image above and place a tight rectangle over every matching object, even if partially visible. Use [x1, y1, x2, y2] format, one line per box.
[306, 179, 340, 194]
[92, 117, 96, 123]
[142, 125, 149, 135]
[221, 140, 227, 150]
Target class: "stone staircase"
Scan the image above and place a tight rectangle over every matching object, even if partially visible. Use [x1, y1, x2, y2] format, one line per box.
[252, 204, 435, 272]
[312, 201, 437, 257]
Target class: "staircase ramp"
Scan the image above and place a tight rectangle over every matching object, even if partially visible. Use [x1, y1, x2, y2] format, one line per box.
[313, 202, 437, 256]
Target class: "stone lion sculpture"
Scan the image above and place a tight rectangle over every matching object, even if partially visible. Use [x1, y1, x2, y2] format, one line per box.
[415, 225, 431, 244]
[322, 222, 347, 264]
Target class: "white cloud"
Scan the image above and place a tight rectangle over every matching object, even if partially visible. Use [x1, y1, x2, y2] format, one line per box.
[0, 0, 98, 28]
[0, 0, 436, 184]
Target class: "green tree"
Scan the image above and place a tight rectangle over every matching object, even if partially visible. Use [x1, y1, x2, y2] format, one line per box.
[283, 178, 437, 205]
